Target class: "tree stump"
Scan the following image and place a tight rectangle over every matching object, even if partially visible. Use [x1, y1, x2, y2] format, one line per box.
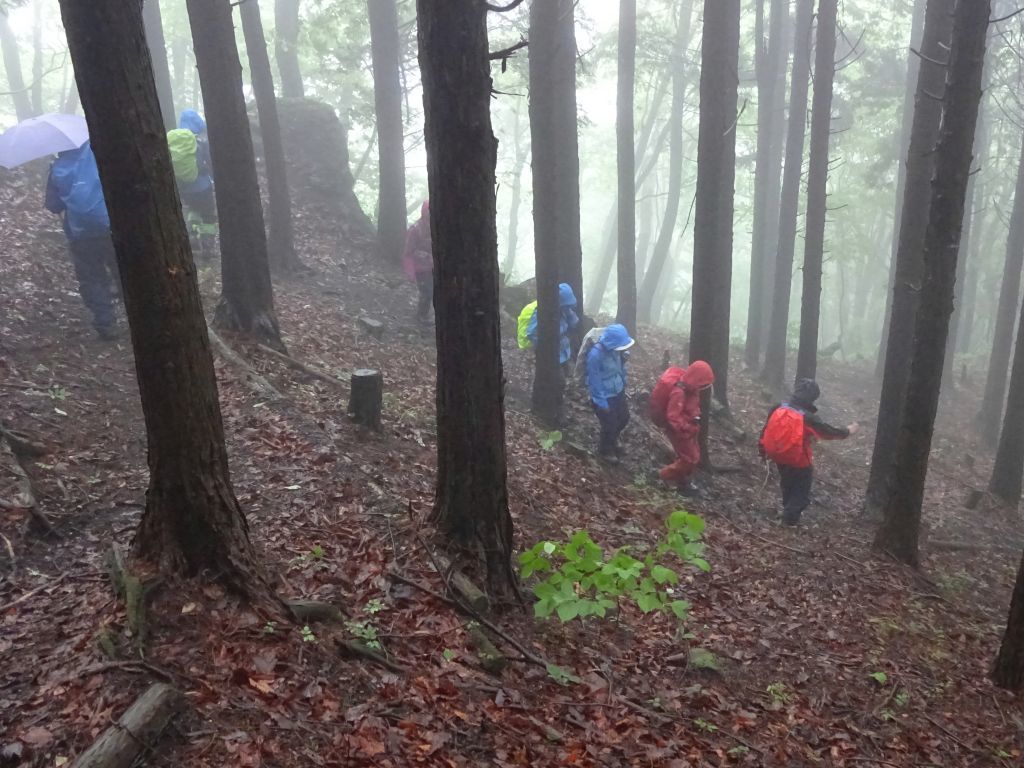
[358, 316, 385, 340]
[348, 369, 383, 430]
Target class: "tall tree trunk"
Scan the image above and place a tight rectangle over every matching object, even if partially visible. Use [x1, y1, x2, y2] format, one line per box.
[501, 103, 528, 278]
[761, 0, 815, 392]
[186, 0, 283, 346]
[142, 0, 176, 131]
[874, 0, 989, 566]
[794, 0, 838, 381]
[615, 0, 637, 332]
[275, 0, 304, 98]
[994, 548, 1024, 691]
[418, 0, 515, 599]
[989, 275, 1024, 506]
[744, 0, 787, 368]
[530, 0, 582, 423]
[368, 0, 407, 263]
[690, 0, 739, 413]
[239, 0, 298, 272]
[56, 0, 279, 607]
[979, 139, 1024, 445]
[876, 0, 928, 379]
[863, 0, 954, 515]
[62, 72, 79, 114]
[0, 11, 33, 121]
[637, 0, 694, 325]
[172, 36, 188, 100]
[31, 0, 42, 115]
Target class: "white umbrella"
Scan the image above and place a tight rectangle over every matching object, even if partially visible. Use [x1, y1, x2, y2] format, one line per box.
[0, 113, 89, 169]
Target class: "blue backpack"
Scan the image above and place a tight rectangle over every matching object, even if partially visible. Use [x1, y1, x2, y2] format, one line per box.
[51, 143, 110, 239]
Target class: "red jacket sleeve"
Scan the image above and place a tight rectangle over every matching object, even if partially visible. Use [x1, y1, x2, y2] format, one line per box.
[666, 387, 700, 438]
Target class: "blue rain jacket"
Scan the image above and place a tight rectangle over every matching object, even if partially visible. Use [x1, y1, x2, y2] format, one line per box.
[586, 324, 634, 409]
[44, 142, 110, 241]
[178, 110, 213, 194]
[526, 283, 579, 364]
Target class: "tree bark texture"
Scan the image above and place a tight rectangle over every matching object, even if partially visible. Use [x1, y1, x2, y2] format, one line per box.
[368, 0, 407, 263]
[993, 548, 1024, 691]
[186, 0, 283, 346]
[57, 0, 277, 601]
[794, 0, 838, 381]
[0, 11, 33, 121]
[761, 0, 814, 393]
[615, 0, 637, 333]
[863, 0, 954, 515]
[418, 0, 515, 598]
[875, 0, 989, 566]
[239, 0, 299, 272]
[70, 684, 184, 768]
[690, 0, 739, 409]
[275, 0, 304, 98]
[142, 0, 177, 131]
[989, 267, 1024, 506]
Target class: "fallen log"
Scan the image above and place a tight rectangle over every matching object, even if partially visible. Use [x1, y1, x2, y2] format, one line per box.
[70, 683, 185, 768]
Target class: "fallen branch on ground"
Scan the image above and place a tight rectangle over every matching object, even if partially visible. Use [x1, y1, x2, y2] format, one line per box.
[256, 343, 349, 390]
[207, 326, 284, 401]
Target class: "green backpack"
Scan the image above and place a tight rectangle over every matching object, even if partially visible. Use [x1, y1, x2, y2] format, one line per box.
[167, 128, 199, 184]
[517, 300, 537, 350]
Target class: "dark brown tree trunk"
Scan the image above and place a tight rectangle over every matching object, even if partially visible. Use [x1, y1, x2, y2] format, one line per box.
[418, 0, 515, 599]
[794, 0, 838, 381]
[275, 0, 304, 98]
[863, 0, 954, 516]
[142, 0, 176, 131]
[56, 0, 278, 605]
[239, 0, 299, 272]
[30, 0, 41, 115]
[744, 0, 787, 368]
[876, 0, 928, 379]
[979, 139, 1024, 445]
[615, 0, 637, 332]
[989, 258, 1024, 505]
[368, 0, 407, 263]
[0, 11, 33, 121]
[874, 0, 989, 566]
[186, 0, 283, 346]
[761, 0, 814, 393]
[994, 549, 1024, 691]
[689, 0, 739, 413]
[530, 0, 582, 423]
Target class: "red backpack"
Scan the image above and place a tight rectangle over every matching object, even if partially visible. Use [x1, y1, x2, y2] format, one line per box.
[760, 405, 809, 467]
[650, 367, 687, 427]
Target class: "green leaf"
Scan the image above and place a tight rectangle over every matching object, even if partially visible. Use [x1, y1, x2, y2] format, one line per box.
[691, 557, 711, 573]
[651, 565, 679, 585]
[688, 647, 719, 671]
[556, 600, 581, 622]
[870, 671, 888, 685]
[542, 541, 557, 556]
[636, 592, 663, 613]
[670, 599, 691, 620]
[545, 663, 582, 686]
[442, 648, 455, 662]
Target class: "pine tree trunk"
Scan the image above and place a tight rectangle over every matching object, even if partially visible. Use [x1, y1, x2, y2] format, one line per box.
[186, 0, 284, 347]
[501, 104, 527, 278]
[239, 0, 299, 272]
[989, 267, 1024, 505]
[30, 0, 42, 115]
[142, 0, 176, 131]
[368, 0, 407, 263]
[794, 0, 838, 381]
[993, 549, 1024, 691]
[418, 0, 515, 599]
[761, 0, 814, 393]
[863, 0, 954, 515]
[690, 0, 739, 411]
[874, 0, 990, 566]
[56, 0, 279, 606]
[0, 11, 33, 121]
[615, 0, 637, 332]
[275, 0, 304, 98]
[744, 0, 787, 368]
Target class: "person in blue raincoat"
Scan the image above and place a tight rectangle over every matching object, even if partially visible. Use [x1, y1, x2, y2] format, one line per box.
[585, 323, 635, 459]
[526, 282, 580, 367]
[44, 141, 120, 340]
[170, 109, 217, 256]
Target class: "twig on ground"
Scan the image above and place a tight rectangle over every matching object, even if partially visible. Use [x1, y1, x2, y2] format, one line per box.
[255, 343, 349, 390]
[922, 713, 977, 754]
[207, 326, 283, 401]
[0, 573, 65, 612]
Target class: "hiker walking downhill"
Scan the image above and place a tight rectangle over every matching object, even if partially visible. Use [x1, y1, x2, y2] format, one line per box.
[402, 200, 433, 326]
[650, 361, 715, 495]
[759, 379, 859, 526]
[168, 109, 217, 257]
[44, 141, 120, 341]
[522, 283, 580, 370]
[585, 323, 635, 460]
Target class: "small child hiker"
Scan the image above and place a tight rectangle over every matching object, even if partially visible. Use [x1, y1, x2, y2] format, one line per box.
[649, 361, 715, 496]
[759, 378, 859, 526]
[585, 323, 635, 460]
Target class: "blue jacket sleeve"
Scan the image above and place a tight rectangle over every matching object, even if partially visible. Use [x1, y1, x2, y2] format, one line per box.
[44, 170, 65, 214]
[586, 347, 607, 409]
[565, 308, 579, 331]
[526, 308, 538, 345]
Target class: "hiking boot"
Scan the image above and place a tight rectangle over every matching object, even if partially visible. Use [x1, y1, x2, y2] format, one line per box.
[96, 325, 120, 342]
[679, 482, 703, 498]
[781, 514, 800, 527]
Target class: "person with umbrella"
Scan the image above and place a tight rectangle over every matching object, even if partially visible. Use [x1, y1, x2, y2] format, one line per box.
[44, 141, 120, 340]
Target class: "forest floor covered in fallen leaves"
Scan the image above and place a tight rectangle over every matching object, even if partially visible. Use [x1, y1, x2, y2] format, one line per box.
[2, 173, 1023, 767]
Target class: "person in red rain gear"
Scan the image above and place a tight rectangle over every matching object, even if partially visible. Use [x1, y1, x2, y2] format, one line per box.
[651, 361, 715, 495]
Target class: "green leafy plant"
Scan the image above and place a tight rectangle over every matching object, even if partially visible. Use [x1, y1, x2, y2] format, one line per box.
[518, 510, 709, 623]
[345, 619, 382, 650]
[306, 544, 325, 561]
[869, 671, 888, 685]
[263, 621, 277, 635]
[301, 625, 317, 643]
[694, 718, 718, 733]
[538, 430, 563, 451]
[364, 598, 385, 615]
[442, 648, 456, 662]
[545, 663, 582, 686]
[766, 682, 791, 705]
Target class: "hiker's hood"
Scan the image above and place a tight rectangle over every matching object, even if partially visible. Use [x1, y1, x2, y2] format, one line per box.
[600, 323, 634, 352]
[179, 109, 206, 135]
[682, 360, 715, 390]
[790, 378, 821, 411]
[558, 283, 577, 308]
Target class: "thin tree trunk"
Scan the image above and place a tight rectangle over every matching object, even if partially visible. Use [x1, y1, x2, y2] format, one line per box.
[794, 0, 838, 381]
[63, 70, 79, 115]
[501, 103, 527, 278]
[0, 11, 33, 121]
[186, 0, 283, 346]
[275, 0, 304, 98]
[761, 0, 815, 393]
[239, 0, 298, 272]
[874, 0, 989, 566]
[615, 0, 637, 332]
[994, 548, 1024, 691]
[418, 0, 515, 599]
[989, 273, 1024, 506]
[56, 0, 279, 607]
[863, 0, 954, 515]
[31, 0, 41, 115]
[368, 0, 407, 263]
[142, 0, 176, 130]
[172, 36, 187, 99]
